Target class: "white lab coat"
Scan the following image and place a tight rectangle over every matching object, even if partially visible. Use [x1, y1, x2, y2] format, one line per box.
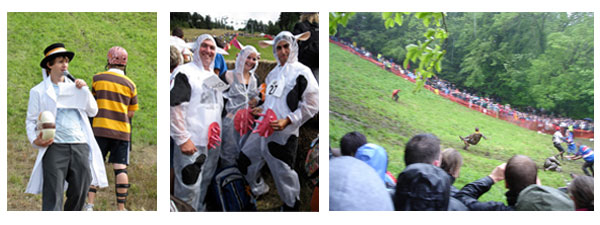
[25, 75, 108, 194]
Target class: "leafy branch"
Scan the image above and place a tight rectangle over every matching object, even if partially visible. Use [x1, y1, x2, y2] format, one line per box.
[330, 12, 448, 91]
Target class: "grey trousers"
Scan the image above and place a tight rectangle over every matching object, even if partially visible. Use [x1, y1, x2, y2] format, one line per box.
[42, 143, 91, 211]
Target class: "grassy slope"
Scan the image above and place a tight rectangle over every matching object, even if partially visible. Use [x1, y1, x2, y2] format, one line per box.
[179, 28, 275, 61]
[7, 12, 156, 211]
[329, 43, 591, 203]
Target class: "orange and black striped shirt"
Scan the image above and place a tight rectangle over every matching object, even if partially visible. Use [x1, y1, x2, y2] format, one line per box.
[92, 70, 138, 141]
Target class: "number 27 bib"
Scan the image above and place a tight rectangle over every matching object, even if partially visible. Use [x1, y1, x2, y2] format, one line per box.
[267, 79, 284, 98]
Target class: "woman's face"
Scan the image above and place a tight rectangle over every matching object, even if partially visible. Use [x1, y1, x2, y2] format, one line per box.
[244, 52, 258, 72]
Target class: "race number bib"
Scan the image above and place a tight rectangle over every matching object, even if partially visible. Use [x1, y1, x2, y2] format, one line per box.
[267, 79, 284, 97]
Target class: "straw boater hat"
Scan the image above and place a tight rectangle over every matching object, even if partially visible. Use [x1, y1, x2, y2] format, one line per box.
[40, 43, 75, 68]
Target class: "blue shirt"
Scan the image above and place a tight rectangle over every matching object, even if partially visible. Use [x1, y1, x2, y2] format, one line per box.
[576, 145, 594, 163]
[214, 53, 228, 77]
[53, 83, 86, 143]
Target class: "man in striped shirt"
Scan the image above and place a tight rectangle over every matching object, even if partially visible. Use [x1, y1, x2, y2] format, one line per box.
[85, 46, 138, 211]
[566, 144, 594, 177]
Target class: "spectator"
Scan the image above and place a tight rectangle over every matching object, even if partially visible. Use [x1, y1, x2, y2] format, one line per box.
[239, 31, 319, 211]
[219, 45, 260, 168]
[170, 34, 224, 211]
[340, 131, 367, 157]
[169, 45, 180, 195]
[395, 133, 467, 211]
[440, 148, 463, 197]
[293, 12, 319, 82]
[329, 156, 393, 211]
[170, 45, 181, 73]
[355, 143, 396, 194]
[568, 176, 594, 211]
[170, 27, 191, 64]
[515, 185, 574, 211]
[212, 36, 228, 79]
[455, 155, 571, 211]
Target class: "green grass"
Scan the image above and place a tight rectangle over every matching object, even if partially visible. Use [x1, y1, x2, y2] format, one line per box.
[177, 28, 275, 61]
[7, 12, 156, 211]
[329, 42, 591, 204]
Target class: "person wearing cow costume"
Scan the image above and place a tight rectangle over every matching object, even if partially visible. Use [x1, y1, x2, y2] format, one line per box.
[238, 31, 319, 211]
[170, 34, 226, 211]
[220, 44, 261, 168]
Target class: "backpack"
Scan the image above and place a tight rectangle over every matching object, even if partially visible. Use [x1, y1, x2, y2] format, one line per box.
[304, 137, 319, 187]
[209, 166, 257, 212]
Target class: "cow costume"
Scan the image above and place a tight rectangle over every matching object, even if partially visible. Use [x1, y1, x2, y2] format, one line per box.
[170, 34, 224, 211]
[238, 31, 318, 210]
[220, 45, 261, 167]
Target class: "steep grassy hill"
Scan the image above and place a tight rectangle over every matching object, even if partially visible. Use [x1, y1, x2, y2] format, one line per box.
[329, 42, 591, 204]
[7, 12, 157, 211]
[179, 28, 275, 61]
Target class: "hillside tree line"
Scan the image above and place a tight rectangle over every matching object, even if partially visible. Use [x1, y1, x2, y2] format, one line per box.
[333, 12, 593, 119]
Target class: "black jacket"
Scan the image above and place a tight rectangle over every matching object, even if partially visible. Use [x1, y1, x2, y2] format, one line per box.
[394, 163, 467, 211]
[454, 176, 514, 211]
[293, 21, 319, 69]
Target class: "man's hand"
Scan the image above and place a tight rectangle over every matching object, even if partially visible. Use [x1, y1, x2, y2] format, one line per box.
[251, 107, 263, 116]
[270, 117, 291, 131]
[489, 163, 506, 183]
[75, 79, 87, 89]
[179, 139, 197, 155]
[33, 132, 53, 147]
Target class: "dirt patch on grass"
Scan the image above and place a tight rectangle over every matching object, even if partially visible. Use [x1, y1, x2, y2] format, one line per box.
[7, 138, 157, 211]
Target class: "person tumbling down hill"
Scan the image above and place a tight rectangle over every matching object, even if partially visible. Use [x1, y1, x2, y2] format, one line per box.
[459, 127, 487, 150]
[392, 89, 400, 102]
[543, 154, 562, 172]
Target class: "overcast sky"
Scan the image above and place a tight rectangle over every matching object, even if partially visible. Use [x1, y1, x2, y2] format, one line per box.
[195, 12, 281, 30]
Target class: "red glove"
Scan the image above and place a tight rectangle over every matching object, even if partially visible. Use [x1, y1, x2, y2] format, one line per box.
[207, 122, 221, 150]
[252, 108, 277, 137]
[234, 107, 255, 136]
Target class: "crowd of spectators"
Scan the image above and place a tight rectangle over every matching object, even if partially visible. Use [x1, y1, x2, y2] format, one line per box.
[330, 131, 594, 211]
[330, 36, 594, 134]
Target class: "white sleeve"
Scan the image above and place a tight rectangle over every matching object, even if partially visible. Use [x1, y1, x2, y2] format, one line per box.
[85, 88, 98, 117]
[25, 89, 41, 148]
[170, 103, 191, 146]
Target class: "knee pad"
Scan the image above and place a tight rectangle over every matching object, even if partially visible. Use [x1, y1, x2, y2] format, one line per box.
[88, 187, 97, 193]
[181, 154, 206, 185]
[114, 169, 128, 176]
[286, 76, 308, 112]
[268, 135, 298, 168]
[237, 152, 251, 175]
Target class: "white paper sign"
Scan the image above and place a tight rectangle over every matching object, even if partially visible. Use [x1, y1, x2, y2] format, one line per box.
[56, 83, 91, 109]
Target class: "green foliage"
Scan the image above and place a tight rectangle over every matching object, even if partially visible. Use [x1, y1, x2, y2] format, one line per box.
[445, 12, 593, 119]
[330, 43, 591, 203]
[333, 12, 593, 119]
[330, 12, 448, 92]
[329, 12, 356, 35]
